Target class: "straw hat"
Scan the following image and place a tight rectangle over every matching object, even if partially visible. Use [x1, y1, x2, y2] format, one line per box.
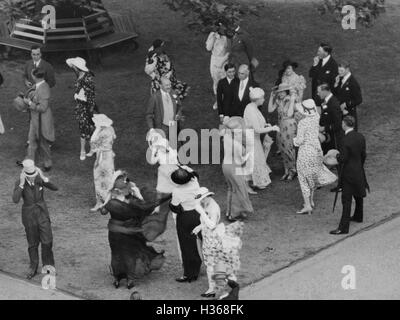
[66, 57, 89, 72]
[323, 149, 339, 166]
[22, 159, 38, 177]
[92, 114, 113, 127]
[249, 87, 265, 100]
[195, 187, 215, 201]
[275, 83, 293, 93]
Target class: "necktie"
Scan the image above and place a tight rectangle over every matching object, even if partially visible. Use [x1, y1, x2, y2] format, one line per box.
[338, 77, 343, 88]
[240, 81, 244, 91]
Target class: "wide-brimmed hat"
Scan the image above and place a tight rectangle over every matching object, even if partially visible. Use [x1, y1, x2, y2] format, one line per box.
[275, 83, 293, 93]
[212, 261, 228, 280]
[323, 149, 339, 166]
[22, 159, 37, 176]
[92, 114, 113, 127]
[249, 87, 265, 100]
[66, 57, 89, 72]
[195, 187, 214, 201]
[171, 167, 196, 185]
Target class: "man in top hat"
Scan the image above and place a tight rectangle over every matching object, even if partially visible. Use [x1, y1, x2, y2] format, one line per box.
[309, 43, 338, 106]
[20, 67, 55, 171]
[23, 45, 56, 89]
[12, 159, 58, 279]
[333, 62, 363, 131]
[330, 115, 369, 235]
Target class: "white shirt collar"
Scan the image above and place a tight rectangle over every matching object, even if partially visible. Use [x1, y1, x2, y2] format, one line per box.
[35, 80, 45, 88]
[240, 77, 249, 86]
[325, 93, 333, 103]
[341, 72, 352, 85]
[227, 77, 234, 84]
[33, 59, 41, 67]
[322, 55, 331, 66]
[345, 128, 354, 135]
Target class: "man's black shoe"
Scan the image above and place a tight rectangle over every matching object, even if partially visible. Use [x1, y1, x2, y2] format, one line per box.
[329, 229, 348, 235]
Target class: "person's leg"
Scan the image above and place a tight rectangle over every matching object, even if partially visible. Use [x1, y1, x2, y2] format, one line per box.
[40, 137, 52, 168]
[38, 211, 55, 268]
[338, 186, 352, 233]
[80, 137, 86, 159]
[352, 196, 363, 222]
[206, 266, 216, 294]
[22, 212, 40, 277]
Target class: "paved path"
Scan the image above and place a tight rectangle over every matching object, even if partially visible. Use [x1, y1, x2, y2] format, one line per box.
[241, 215, 400, 300]
[0, 272, 80, 300]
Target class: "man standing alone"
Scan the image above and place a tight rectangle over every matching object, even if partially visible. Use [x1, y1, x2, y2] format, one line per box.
[330, 116, 369, 235]
[12, 159, 58, 279]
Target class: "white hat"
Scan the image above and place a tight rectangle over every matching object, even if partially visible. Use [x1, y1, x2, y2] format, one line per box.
[249, 87, 265, 100]
[66, 57, 89, 72]
[323, 149, 339, 166]
[301, 99, 317, 110]
[22, 159, 37, 176]
[92, 114, 113, 127]
[195, 187, 215, 201]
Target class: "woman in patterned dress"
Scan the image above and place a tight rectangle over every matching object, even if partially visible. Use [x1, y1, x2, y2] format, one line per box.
[66, 57, 96, 161]
[268, 83, 298, 181]
[191, 187, 221, 298]
[293, 99, 337, 214]
[243, 88, 280, 190]
[86, 114, 116, 212]
[275, 60, 306, 103]
[144, 39, 189, 101]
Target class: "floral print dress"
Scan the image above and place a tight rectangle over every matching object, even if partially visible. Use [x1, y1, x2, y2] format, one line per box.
[145, 52, 189, 100]
[293, 112, 337, 198]
[74, 72, 96, 140]
[90, 126, 116, 205]
[275, 97, 297, 174]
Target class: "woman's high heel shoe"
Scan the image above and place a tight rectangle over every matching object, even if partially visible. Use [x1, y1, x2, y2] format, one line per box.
[175, 276, 198, 283]
[296, 207, 313, 215]
[201, 292, 216, 298]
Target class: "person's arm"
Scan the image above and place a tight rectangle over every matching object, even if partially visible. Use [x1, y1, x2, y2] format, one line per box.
[309, 57, 320, 78]
[144, 54, 157, 76]
[43, 181, 58, 191]
[29, 89, 49, 113]
[12, 180, 24, 204]
[206, 32, 216, 52]
[286, 94, 296, 118]
[347, 79, 362, 111]
[293, 121, 305, 147]
[195, 203, 218, 230]
[361, 136, 366, 166]
[145, 95, 156, 129]
[267, 93, 277, 113]
[169, 202, 184, 215]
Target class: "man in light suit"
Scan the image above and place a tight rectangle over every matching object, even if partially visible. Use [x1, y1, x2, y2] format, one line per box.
[23, 68, 55, 171]
[23, 45, 56, 89]
[146, 76, 183, 149]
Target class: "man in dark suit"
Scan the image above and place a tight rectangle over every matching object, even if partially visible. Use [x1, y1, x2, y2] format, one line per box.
[146, 76, 183, 149]
[317, 83, 344, 154]
[330, 116, 369, 235]
[333, 62, 362, 131]
[23, 68, 55, 171]
[217, 63, 238, 120]
[309, 43, 338, 106]
[24, 45, 56, 89]
[230, 64, 258, 117]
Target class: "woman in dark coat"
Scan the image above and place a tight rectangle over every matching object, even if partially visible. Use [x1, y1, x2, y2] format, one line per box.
[100, 171, 171, 289]
[169, 167, 202, 283]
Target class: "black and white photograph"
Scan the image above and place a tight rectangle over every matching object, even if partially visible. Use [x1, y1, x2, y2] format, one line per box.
[0, 0, 398, 308]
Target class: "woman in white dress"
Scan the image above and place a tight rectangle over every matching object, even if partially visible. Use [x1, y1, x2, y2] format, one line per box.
[206, 22, 230, 96]
[293, 99, 337, 214]
[243, 88, 280, 190]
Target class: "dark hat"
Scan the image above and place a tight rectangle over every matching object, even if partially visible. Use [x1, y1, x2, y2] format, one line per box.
[152, 39, 164, 49]
[171, 167, 196, 185]
[282, 59, 298, 69]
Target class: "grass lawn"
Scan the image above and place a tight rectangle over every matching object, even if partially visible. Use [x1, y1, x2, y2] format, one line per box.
[1, 0, 400, 299]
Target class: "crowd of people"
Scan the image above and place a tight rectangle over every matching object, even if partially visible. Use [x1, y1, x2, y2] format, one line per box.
[0, 21, 369, 300]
